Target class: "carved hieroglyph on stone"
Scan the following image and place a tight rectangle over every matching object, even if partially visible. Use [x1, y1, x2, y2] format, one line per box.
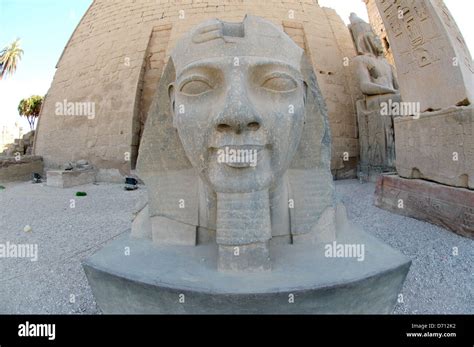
[83, 16, 411, 314]
[136, 16, 336, 272]
[395, 106, 474, 190]
[349, 13, 401, 177]
[375, 0, 473, 111]
[370, 1, 474, 237]
[372, 0, 474, 188]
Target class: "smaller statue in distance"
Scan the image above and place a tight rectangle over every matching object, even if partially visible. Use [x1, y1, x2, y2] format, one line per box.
[349, 13, 401, 179]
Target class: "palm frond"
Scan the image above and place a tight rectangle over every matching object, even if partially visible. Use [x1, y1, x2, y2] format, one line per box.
[0, 39, 24, 79]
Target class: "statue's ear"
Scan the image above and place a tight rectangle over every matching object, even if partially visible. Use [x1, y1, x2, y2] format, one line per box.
[168, 83, 176, 128]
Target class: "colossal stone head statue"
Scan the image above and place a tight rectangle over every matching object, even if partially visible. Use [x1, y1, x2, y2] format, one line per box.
[137, 16, 337, 272]
[84, 15, 411, 316]
[168, 18, 307, 194]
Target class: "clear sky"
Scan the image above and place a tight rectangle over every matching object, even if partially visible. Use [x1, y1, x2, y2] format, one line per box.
[0, 0, 473, 132]
[0, 0, 93, 131]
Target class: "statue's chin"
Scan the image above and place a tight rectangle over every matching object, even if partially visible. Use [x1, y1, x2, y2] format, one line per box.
[201, 167, 275, 194]
[208, 178, 273, 194]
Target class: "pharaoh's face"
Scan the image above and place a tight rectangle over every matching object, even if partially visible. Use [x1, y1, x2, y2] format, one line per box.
[170, 56, 306, 193]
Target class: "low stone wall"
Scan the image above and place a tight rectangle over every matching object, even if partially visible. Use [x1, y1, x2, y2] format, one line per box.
[0, 156, 44, 183]
[2, 130, 36, 157]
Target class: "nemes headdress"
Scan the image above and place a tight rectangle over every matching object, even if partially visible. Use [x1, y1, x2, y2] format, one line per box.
[171, 16, 303, 70]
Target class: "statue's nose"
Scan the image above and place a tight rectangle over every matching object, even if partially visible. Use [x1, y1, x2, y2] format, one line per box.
[214, 78, 261, 134]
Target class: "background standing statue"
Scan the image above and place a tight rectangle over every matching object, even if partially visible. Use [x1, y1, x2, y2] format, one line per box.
[349, 13, 401, 178]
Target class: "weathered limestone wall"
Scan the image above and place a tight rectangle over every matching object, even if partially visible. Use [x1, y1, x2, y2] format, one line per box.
[34, 0, 360, 180]
[321, 7, 361, 178]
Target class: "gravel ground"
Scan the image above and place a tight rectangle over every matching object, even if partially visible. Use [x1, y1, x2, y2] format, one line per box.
[336, 180, 473, 314]
[0, 179, 472, 314]
[0, 181, 143, 314]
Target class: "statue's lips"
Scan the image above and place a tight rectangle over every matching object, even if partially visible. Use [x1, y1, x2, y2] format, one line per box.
[214, 145, 265, 169]
[218, 145, 265, 151]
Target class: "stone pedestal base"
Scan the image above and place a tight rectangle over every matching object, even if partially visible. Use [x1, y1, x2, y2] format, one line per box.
[46, 169, 96, 188]
[375, 175, 473, 238]
[83, 224, 410, 314]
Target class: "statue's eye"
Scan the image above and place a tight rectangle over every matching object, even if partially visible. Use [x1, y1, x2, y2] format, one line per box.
[261, 73, 297, 92]
[179, 78, 213, 96]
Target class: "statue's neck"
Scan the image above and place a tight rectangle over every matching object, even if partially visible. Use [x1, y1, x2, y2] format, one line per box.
[216, 190, 272, 246]
[215, 189, 272, 272]
[269, 174, 291, 240]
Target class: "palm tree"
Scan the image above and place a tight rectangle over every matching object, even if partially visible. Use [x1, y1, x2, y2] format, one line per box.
[18, 95, 43, 130]
[0, 39, 24, 80]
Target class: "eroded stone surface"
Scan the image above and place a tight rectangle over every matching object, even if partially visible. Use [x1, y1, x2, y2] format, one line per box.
[0, 156, 43, 183]
[395, 106, 474, 189]
[83, 16, 411, 313]
[375, 174, 474, 238]
[137, 16, 336, 272]
[374, 0, 473, 111]
[2, 131, 36, 157]
[46, 169, 96, 188]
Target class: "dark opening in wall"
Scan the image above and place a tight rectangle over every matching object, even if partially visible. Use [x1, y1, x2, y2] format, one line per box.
[383, 37, 390, 51]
